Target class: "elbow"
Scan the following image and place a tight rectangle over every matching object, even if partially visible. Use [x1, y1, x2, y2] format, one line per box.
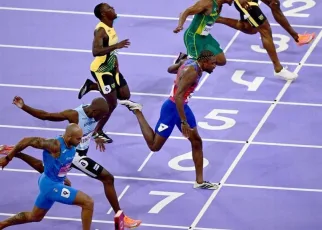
[92, 50, 98, 57]
[167, 68, 176, 74]
[92, 48, 100, 57]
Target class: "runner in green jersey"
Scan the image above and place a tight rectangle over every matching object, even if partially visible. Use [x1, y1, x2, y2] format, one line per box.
[173, 0, 234, 66]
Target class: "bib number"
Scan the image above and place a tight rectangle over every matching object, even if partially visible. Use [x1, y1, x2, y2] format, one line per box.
[78, 133, 92, 150]
[201, 24, 213, 36]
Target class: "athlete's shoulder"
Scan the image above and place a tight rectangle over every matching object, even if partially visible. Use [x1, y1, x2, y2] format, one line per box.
[94, 22, 108, 34]
[182, 59, 199, 71]
[94, 22, 104, 29]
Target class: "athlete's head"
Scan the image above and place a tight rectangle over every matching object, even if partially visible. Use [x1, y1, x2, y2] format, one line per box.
[94, 3, 117, 21]
[89, 97, 110, 121]
[63, 123, 83, 147]
[197, 50, 217, 74]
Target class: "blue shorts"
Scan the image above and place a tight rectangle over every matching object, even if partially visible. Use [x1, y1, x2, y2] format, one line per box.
[155, 99, 197, 139]
[34, 173, 78, 210]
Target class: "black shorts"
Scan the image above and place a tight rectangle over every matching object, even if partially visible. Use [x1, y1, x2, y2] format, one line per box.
[234, 0, 267, 28]
[71, 149, 104, 178]
[90, 68, 127, 97]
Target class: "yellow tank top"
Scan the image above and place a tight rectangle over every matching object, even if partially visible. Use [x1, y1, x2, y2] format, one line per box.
[90, 22, 118, 73]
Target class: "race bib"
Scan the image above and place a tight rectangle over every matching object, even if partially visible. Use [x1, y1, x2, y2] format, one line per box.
[58, 163, 72, 177]
[201, 24, 213, 36]
[78, 132, 92, 150]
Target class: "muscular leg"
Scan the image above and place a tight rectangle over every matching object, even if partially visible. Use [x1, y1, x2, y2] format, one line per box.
[71, 154, 121, 213]
[217, 16, 282, 71]
[216, 16, 257, 34]
[0, 206, 48, 229]
[97, 169, 121, 213]
[117, 84, 131, 100]
[71, 191, 94, 230]
[120, 99, 218, 189]
[188, 128, 204, 184]
[262, 0, 299, 41]
[133, 110, 168, 151]
[94, 90, 118, 133]
[257, 20, 283, 72]
[71, 154, 141, 227]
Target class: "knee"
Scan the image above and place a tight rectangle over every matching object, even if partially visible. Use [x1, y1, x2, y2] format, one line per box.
[117, 85, 131, 100]
[82, 194, 94, 210]
[270, 0, 281, 11]
[149, 145, 162, 152]
[117, 90, 131, 100]
[191, 137, 202, 150]
[98, 169, 115, 185]
[259, 21, 272, 36]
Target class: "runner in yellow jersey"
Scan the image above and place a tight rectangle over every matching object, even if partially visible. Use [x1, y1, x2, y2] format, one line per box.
[173, 0, 231, 67]
[78, 3, 131, 144]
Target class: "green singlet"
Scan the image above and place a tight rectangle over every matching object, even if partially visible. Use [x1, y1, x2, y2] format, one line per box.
[183, 0, 223, 59]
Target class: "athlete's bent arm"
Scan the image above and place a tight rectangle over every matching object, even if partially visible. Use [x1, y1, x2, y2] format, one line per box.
[175, 0, 212, 32]
[174, 68, 198, 121]
[5, 137, 60, 162]
[167, 60, 185, 74]
[92, 28, 117, 56]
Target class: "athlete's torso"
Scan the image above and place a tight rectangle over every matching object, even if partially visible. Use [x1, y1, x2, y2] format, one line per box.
[43, 136, 76, 182]
[90, 22, 118, 73]
[169, 59, 203, 103]
[187, 0, 220, 36]
[74, 104, 98, 151]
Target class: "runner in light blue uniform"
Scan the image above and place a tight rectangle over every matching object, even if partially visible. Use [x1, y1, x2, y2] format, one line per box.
[0, 124, 94, 230]
[36, 135, 78, 209]
[0, 96, 142, 228]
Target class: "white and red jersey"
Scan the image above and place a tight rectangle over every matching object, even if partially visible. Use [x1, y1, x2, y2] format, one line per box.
[169, 59, 202, 103]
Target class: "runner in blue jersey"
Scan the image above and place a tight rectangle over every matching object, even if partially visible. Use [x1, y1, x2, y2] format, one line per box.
[0, 124, 95, 230]
[119, 50, 219, 190]
[0, 96, 141, 228]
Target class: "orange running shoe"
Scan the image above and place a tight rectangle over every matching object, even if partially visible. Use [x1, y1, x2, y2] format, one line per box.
[0, 145, 14, 155]
[124, 216, 142, 229]
[297, 33, 316, 46]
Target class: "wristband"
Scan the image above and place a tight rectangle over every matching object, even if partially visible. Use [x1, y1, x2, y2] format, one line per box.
[181, 120, 187, 125]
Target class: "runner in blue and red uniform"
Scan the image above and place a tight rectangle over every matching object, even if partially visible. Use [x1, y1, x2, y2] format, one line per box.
[119, 50, 219, 190]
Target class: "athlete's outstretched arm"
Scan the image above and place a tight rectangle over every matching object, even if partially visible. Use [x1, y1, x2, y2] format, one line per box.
[92, 28, 130, 57]
[174, 0, 212, 33]
[13, 96, 77, 123]
[174, 67, 198, 121]
[0, 137, 60, 168]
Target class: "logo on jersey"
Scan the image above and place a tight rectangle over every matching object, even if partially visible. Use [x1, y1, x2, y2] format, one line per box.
[158, 123, 168, 132]
[84, 120, 96, 127]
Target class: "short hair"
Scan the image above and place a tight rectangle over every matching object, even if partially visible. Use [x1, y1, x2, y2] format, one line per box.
[197, 50, 215, 62]
[94, 3, 104, 19]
